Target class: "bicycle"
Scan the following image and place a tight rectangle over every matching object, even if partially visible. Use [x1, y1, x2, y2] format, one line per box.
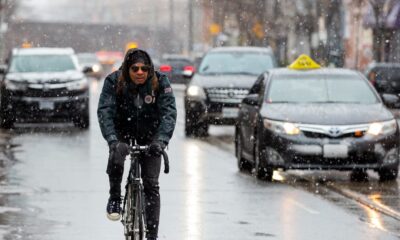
[121, 144, 169, 240]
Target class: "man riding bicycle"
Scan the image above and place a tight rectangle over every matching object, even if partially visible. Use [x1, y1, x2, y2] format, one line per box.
[97, 48, 177, 240]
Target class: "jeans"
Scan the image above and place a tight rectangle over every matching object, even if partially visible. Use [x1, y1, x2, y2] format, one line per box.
[107, 151, 161, 238]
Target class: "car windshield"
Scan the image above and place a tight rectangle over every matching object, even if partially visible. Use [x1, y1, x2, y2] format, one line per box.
[266, 74, 379, 104]
[198, 51, 275, 75]
[9, 54, 77, 73]
[77, 54, 99, 64]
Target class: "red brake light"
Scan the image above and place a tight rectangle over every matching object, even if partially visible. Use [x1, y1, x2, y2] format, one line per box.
[183, 65, 195, 72]
[160, 65, 172, 72]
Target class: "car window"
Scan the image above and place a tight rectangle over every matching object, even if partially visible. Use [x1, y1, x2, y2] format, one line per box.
[198, 52, 275, 75]
[266, 74, 379, 104]
[9, 54, 77, 73]
[77, 54, 99, 64]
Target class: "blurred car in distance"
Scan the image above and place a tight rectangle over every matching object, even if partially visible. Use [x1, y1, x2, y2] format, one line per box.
[77, 52, 104, 80]
[236, 55, 399, 182]
[365, 62, 400, 117]
[159, 54, 195, 84]
[0, 47, 90, 129]
[184, 46, 277, 137]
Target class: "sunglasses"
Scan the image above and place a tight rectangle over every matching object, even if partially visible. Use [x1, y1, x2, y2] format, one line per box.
[131, 65, 151, 73]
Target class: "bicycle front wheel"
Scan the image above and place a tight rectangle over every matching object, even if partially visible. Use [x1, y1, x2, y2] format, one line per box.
[130, 186, 145, 240]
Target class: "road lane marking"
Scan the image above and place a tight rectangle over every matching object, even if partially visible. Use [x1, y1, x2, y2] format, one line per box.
[288, 199, 320, 215]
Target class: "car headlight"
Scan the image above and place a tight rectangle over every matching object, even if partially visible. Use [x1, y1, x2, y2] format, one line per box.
[66, 78, 89, 91]
[92, 64, 101, 73]
[4, 79, 27, 91]
[263, 119, 301, 135]
[186, 85, 206, 99]
[367, 119, 397, 136]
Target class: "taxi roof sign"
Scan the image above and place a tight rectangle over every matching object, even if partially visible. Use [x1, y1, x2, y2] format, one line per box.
[288, 54, 321, 70]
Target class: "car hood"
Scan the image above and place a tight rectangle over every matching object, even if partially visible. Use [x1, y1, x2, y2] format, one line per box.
[190, 73, 258, 89]
[260, 103, 394, 125]
[6, 71, 85, 83]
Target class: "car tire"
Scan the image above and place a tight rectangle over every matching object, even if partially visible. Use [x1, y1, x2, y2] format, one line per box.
[0, 113, 14, 129]
[73, 105, 90, 129]
[254, 138, 273, 181]
[195, 122, 209, 138]
[235, 129, 250, 171]
[378, 167, 398, 182]
[0, 94, 14, 129]
[185, 115, 195, 137]
[185, 112, 208, 138]
[350, 169, 368, 182]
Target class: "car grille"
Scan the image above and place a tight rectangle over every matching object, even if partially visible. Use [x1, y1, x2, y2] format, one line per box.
[298, 123, 369, 139]
[205, 88, 249, 104]
[24, 87, 71, 97]
[302, 131, 365, 139]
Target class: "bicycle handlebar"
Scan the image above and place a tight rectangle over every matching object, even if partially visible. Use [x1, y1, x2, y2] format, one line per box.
[130, 145, 170, 174]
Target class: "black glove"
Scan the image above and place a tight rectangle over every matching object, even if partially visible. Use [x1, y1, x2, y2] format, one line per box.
[109, 141, 130, 167]
[149, 141, 166, 157]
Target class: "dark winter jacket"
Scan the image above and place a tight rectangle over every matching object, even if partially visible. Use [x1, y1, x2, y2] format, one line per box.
[97, 68, 177, 146]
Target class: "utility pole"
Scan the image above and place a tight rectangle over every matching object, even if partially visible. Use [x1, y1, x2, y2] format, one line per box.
[169, 0, 174, 36]
[0, 0, 5, 62]
[188, 0, 193, 53]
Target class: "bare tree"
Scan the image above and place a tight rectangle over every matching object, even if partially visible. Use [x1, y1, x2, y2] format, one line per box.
[368, 0, 389, 62]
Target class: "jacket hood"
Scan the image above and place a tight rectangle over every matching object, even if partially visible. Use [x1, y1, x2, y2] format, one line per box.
[121, 48, 155, 84]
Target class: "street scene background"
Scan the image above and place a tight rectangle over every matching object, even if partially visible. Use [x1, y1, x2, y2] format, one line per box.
[0, 0, 400, 239]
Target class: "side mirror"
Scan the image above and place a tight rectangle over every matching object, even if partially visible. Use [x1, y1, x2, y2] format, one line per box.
[242, 94, 259, 106]
[0, 65, 7, 75]
[381, 93, 399, 107]
[83, 66, 93, 74]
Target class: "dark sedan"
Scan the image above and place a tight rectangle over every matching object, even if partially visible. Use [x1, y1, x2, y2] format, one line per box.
[185, 46, 277, 137]
[236, 65, 399, 182]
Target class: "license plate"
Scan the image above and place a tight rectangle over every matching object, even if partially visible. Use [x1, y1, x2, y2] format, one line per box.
[39, 101, 54, 110]
[222, 108, 239, 118]
[323, 144, 348, 158]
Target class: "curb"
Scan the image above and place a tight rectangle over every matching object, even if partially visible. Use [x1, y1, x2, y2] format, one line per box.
[327, 182, 400, 221]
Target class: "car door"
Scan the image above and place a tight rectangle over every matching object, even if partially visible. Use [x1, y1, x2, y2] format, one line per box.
[241, 73, 266, 159]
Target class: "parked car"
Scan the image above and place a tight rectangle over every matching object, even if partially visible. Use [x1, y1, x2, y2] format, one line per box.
[77, 52, 104, 80]
[184, 46, 277, 137]
[365, 62, 400, 117]
[0, 47, 90, 128]
[236, 55, 399, 182]
[159, 54, 195, 84]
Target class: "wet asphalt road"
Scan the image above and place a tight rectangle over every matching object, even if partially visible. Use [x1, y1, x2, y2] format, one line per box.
[0, 79, 399, 239]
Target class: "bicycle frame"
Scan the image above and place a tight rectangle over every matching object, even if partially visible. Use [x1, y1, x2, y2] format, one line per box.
[121, 144, 169, 240]
[122, 146, 147, 240]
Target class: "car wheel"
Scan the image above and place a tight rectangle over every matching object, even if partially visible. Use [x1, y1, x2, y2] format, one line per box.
[195, 122, 209, 138]
[0, 94, 14, 129]
[235, 130, 250, 171]
[73, 105, 90, 129]
[185, 111, 208, 138]
[185, 116, 195, 137]
[254, 138, 273, 181]
[378, 167, 398, 182]
[350, 169, 368, 182]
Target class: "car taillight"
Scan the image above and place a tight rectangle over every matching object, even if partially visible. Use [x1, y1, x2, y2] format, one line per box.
[183, 65, 195, 73]
[183, 66, 195, 77]
[160, 65, 172, 72]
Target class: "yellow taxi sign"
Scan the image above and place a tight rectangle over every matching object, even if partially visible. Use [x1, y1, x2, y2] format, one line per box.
[125, 41, 138, 52]
[288, 54, 321, 70]
[22, 41, 32, 48]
